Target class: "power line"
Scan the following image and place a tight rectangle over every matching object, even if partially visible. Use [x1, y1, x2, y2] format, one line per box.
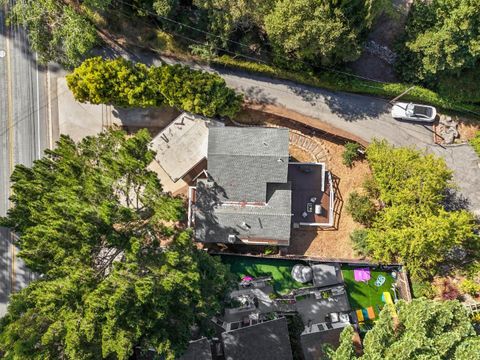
[113, 0, 389, 85]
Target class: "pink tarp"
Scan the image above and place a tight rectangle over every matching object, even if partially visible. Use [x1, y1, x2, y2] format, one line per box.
[354, 268, 371, 282]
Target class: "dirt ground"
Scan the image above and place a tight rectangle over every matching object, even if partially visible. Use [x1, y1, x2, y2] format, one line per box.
[349, 0, 412, 82]
[235, 108, 372, 260]
[288, 140, 371, 260]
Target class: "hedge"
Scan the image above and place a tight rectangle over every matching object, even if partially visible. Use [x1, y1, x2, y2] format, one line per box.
[212, 55, 480, 118]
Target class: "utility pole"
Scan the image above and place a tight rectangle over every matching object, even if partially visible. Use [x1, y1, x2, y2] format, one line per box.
[389, 86, 415, 105]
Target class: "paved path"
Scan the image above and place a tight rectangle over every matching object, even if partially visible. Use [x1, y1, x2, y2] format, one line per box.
[0, 6, 49, 316]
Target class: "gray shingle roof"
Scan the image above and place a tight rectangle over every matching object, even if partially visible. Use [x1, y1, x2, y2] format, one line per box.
[194, 127, 292, 245]
[207, 127, 289, 202]
[300, 327, 344, 360]
[195, 180, 291, 243]
[178, 338, 212, 360]
[221, 318, 293, 360]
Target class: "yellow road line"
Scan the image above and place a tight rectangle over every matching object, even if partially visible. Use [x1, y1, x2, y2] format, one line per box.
[5, 13, 15, 293]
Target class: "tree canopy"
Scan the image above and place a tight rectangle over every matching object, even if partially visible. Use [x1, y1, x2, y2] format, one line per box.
[349, 140, 479, 279]
[264, 0, 361, 66]
[67, 57, 243, 118]
[396, 0, 480, 84]
[329, 299, 480, 360]
[1, 0, 103, 67]
[0, 130, 233, 359]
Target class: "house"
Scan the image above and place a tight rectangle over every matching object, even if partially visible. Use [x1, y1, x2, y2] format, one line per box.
[149, 113, 223, 194]
[178, 338, 213, 360]
[189, 126, 335, 246]
[221, 318, 293, 360]
[192, 127, 293, 245]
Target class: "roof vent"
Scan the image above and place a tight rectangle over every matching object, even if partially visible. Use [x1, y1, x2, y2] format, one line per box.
[277, 158, 284, 163]
[263, 142, 268, 147]
[227, 234, 236, 243]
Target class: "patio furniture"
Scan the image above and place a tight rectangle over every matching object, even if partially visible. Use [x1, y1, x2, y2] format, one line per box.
[291, 264, 313, 283]
[366, 306, 375, 320]
[339, 313, 350, 323]
[382, 292, 393, 305]
[374, 275, 386, 287]
[306, 203, 313, 212]
[315, 204, 322, 215]
[354, 268, 371, 282]
[356, 309, 364, 322]
[302, 211, 308, 218]
[310, 197, 317, 203]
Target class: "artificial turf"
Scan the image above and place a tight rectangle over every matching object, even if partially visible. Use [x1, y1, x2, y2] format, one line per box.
[220, 255, 309, 295]
[341, 266, 395, 318]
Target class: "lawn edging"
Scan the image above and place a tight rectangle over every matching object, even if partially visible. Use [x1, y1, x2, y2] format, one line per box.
[211, 55, 480, 119]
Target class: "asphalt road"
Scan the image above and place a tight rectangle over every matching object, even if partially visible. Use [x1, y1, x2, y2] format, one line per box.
[0, 5, 49, 317]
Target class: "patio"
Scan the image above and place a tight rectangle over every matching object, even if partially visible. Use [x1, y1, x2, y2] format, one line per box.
[288, 163, 331, 225]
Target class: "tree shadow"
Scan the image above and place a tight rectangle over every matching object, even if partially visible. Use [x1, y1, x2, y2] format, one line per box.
[443, 188, 471, 211]
[240, 85, 277, 105]
[321, 93, 390, 122]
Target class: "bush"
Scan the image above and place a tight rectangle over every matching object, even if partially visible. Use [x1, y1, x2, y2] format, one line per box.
[362, 177, 380, 199]
[342, 142, 362, 167]
[349, 229, 370, 257]
[411, 279, 436, 299]
[438, 278, 460, 300]
[470, 131, 480, 157]
[67, 57, 243, 118]
[346, 191, 376, 226]
[460, 279, 480, 297]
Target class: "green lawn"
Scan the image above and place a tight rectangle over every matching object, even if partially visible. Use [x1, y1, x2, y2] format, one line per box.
[220, 255, 309, 295]
[341, 266, 396, 319]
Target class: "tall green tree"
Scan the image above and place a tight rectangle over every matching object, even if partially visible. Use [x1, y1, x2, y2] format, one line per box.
[0, 130, 233, 359]
[350, 140, 479, 279]
[1, 0, 104, 67]
[329, 299, 480, 359]
[264, 0, 361, 66]
[66, 57, 160, 107]
[396, 0, 480, 83]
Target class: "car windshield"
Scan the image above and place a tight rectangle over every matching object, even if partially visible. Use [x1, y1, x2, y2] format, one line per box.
[405, 103, 415, 116]
[413, 105, 431, 117]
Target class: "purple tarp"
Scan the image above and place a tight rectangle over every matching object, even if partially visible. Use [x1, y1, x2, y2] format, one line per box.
[354, 268, 371, 282]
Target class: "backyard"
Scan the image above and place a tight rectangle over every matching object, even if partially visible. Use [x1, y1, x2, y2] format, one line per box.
[342, 266, 397, 328]
[221, 255, 310, 295]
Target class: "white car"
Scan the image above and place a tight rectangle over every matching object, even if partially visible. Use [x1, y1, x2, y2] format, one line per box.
[391, 102, 437, 122]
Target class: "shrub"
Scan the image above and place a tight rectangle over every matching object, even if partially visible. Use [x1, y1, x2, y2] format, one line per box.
[349, 229, 370, 257]
[342, 142, 362, 167]
[346, 191, 376, 226]
[411, 279, 436, 299]
[67, 57, 243, 118]
[460, 279, 480, 297]
[362, 177, 380, 199]
[438, 278, 460, 300]
[470, 131, 480, 157]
